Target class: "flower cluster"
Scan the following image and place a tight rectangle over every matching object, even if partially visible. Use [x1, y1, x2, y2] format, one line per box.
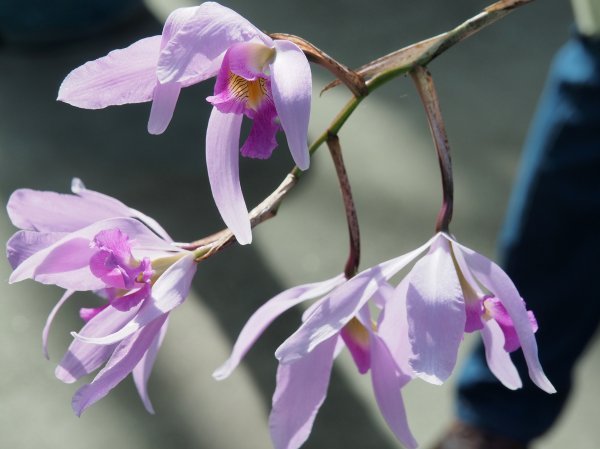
[5, 3, 555, 449]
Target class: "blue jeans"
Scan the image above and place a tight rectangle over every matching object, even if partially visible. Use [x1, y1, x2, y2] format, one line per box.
[456, 32, 600, 443]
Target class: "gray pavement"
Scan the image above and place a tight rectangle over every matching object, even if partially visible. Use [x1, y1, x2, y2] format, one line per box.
[1, 0, 598, 448]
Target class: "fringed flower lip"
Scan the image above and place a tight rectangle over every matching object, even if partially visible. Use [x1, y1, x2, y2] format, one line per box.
[57, 2, 312, 245]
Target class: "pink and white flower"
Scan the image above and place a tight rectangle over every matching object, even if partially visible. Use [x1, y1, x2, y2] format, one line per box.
[57, 2, 312, 245]
[6, 179, 197, 415]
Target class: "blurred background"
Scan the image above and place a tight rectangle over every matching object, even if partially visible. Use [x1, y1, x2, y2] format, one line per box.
[1, 0, 597, 448]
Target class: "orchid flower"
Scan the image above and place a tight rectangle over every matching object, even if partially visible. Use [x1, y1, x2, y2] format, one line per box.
[57, 2, 312, 245]
[276, 233, 556, 395]
[214, 272, 418, 449]
[6, 179, 197, 415]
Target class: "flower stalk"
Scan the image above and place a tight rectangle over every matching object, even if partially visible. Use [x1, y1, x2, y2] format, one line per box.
[410, 66, 453, 233]
[327, 134, 361, 278]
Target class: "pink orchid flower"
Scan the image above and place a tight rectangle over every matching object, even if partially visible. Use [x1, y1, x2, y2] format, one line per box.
[276, 233, 556, 395]
[214, 272, 418, 449]
[6, 179, 197, 415]
[57, 2, 312, 245]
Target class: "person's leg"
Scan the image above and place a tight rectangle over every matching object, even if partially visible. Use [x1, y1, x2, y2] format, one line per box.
[455, 32, 600, 444]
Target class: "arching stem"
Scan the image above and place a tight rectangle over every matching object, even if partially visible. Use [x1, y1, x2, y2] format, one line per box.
[410, 66, 453, 233]
[327, 134, 361, 278]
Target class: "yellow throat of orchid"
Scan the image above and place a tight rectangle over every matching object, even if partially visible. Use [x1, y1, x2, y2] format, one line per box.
[227, 72, 269, 111]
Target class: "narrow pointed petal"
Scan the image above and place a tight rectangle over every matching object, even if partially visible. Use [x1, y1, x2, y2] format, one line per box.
[8, 182, 173, 242]
[276, 241, 432, 364]
[10, 237, 103, 290]
[269, 335, 337, 449]
[378, 235, 439, 279]
[213, 274, 344, 380]
[378, 278, 414, 374]
[72, 315, 168, 416]
[147, 82, 181, 134]
[275, 268, 383, 364]
[206, 107, 251, 244]
[157, 2, 271, 84]
[56, 303, 141, 383]
[58, 36, 161, 109]
[370, 334, 418, 449]
[132, 317, 169, 414]
[270, 40, 311, 170]
[72, 254, 196, 345]
[406, 236, 465, 385]
[481, 319, 522, 390]
[42, 289, 75, 359]
[8, 188, 128, 232]
[456, 243, 556, 393]
[72, 179, 173, 242]
[6, 230, 65, 269]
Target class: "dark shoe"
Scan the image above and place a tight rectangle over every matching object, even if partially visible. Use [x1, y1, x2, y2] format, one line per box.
[429, 421, 529, 449]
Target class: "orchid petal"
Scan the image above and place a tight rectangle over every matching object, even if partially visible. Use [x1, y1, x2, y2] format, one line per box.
[159, 6, 199, 45]
[224, 42, 275, 80]
[378, 235, 439, 279]
[72, 315, 168, 416]
[270, 40, 312, 170]
[240, 100, 279, 159]
[275, 268, 385, 364]
[206, 107, 251, 244]
[343, 305, 372, 373]
[455, 243, 556, 393]
[71, 179, 174, 242]
[213, 274, 344, 380]
[11, 237, 103, 290]
[55, 303, 142, 383]
[7, 181, 173, 244]
[6, 230, 65, 269]
[157, 2, 271, 85]
[406, 236, 465, 385]
[9, 218, 170, 290]
[269, 335, 337, 449]
[378, 278, 414, 374]
[8, 187, 128, 232]
[372, 281, 395, 309]
[72, 254, 196, 345]
[481, 319, 522, 390]
[147, 82, 181, 135]
[370, 334, 418, 449]
[132, 316, 169, 414]
[276, 240, 432, 364]
[42, 289, 75, 359]
[58, 36, 161, 109]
